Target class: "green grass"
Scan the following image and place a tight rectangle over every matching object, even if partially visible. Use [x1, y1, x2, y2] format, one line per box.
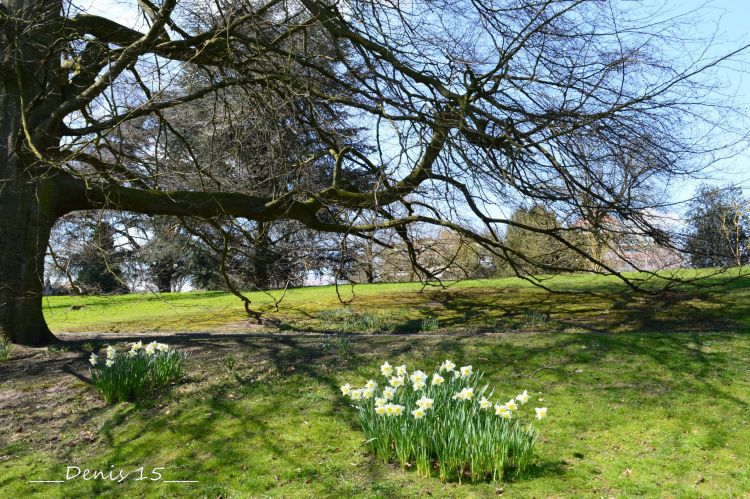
[43, 268, 750, 335]
[1, 268, 748, 497]
[2, 333, 749, 497]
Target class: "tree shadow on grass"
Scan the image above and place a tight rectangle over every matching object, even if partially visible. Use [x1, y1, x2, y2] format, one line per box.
[4, 327, 750, 496]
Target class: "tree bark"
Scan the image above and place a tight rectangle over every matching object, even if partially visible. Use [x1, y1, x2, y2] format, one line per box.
[0, 172, 59, 345]
[1, 0, 64, 345]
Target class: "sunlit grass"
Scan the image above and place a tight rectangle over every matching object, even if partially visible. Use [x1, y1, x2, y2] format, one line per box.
[44, 268, 750, 335]
[2, 332, 749, 497]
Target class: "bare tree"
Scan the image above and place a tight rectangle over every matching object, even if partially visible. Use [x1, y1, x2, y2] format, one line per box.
[1, 0, 747, 344]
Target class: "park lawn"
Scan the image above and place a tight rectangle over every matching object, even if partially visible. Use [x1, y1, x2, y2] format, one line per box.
[1, 269, 748, 497]
[1, 331, 749, 497]
[43, 268, 750, 335]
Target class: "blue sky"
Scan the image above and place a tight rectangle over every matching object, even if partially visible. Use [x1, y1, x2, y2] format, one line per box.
[77, 0, 750, 209]
[670, 0, 750, 203]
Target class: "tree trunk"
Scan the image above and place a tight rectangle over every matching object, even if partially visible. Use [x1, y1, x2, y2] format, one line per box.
[0, 174, 59, 345]
[1, 0, 64, 345]
[155, 267, 173, 293]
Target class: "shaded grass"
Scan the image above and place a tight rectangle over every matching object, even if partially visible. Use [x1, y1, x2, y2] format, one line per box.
[1, 331, 749, 497]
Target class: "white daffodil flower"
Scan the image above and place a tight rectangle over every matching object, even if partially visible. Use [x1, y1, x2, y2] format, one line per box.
[105, 359, 114, 368]
[340, 383, 352, 396]
[453, 387, 474, 401]
[395, 365, 407, 377]
[411, 407, 426, 419]
[383, 387, 396, 400]
[365, 379, 378, 390]
[416, 396, 433, 410]
[460, 365, 473, 378]
[89, 353, 98, 366]
[506, 399, 518, 411]
[431, 373, 444, 386]
[380, 361, 393, 377]
[389, 376, 405, 388]
[409, 370, 427, 384]
[439, 360, 456, 372]
[517, 390, 530, 404]
[105, 345, 116, 360]
[535, 407, 548, 420]
[479, 397, 492, 410]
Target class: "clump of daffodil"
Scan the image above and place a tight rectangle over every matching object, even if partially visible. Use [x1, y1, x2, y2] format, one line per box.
[346, 359, 548, 483]
[88, 341, 185, 405]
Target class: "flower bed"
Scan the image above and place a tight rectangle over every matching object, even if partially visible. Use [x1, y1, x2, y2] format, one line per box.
[342, 360, 548, 482]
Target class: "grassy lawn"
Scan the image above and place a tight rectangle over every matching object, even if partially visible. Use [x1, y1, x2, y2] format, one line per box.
[1, 270, 748, 497]
[43, 268, 750, 335]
